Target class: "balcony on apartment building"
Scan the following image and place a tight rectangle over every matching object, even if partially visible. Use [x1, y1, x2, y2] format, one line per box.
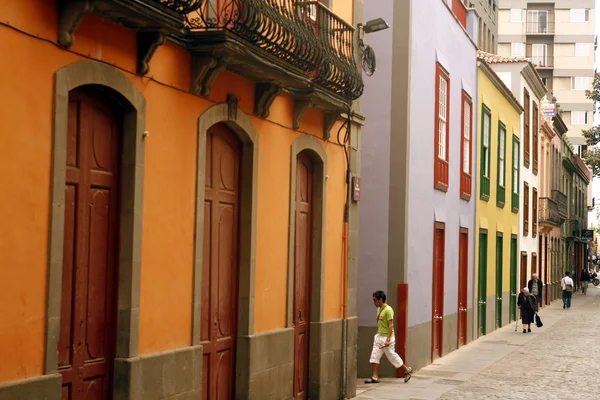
[539, 197, 561, 229]
[565, 219, 580, 239]
[526, 9, 555, 35]
[526, 44, 553, 69]
[185, 0, 364, 108]
[552, 189, 568, 222]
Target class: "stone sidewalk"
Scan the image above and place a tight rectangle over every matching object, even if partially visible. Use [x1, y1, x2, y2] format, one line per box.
[355, 286, 600, 399]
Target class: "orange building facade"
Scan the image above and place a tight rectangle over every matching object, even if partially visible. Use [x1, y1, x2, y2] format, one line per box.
[0, 1, 363, 399]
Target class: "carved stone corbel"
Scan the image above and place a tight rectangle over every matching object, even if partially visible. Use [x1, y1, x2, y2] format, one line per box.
[227, 94, 239, 121]
[137, 31, 166, 75]
[293, 98, 312, 130]
[190, 55, 226, 97]
[253, 83, 281, 119]
[58, 0, 93, 48]
[323, 112, 341, 140]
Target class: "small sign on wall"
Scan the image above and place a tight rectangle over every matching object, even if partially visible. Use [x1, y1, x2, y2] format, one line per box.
[352, 176, 360, 202]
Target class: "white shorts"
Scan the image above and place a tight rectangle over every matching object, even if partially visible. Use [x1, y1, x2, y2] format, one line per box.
[369, 334, 404, 368]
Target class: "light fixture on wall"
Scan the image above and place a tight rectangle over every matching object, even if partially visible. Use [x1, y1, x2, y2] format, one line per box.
[357, 18, 389, 76]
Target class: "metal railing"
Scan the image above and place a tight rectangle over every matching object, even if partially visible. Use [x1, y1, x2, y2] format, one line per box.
[186, 0, 363, 100]
[153, 0, 203, 13]
[565, 219, 579, 238]
[539, 197, 561, 226]
[526, 21, 555, 34]
[529, 56, 553, 68]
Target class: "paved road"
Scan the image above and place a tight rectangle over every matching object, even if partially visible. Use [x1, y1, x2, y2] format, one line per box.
[356, 286, 600, 400]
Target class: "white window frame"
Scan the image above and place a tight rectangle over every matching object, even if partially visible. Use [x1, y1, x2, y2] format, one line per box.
[511, 42, 525, 57]
[571, 111, 588, 125]
[531, 44, 548, 67]
[438, 75, 448, 160]
[499, 125, 506, 188]
[463, 99, 471, 174]
[483, 111, 491, 178]
[575, 43, 591, 57]
[513, 138, 519, 195]
[570, 8, 590, 22]
[572, 77, 592, 90]
[510, 9, 523, 22]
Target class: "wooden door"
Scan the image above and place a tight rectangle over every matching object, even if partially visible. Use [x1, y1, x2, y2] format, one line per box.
[457, 229, 468, 347]
[58, 90, 120, 400]
[520, 252, 528, 294]
[495, 235, 503, 329]
[477, 231, 488, 337]
[432, 223, 445, 360]
[201, 123, 240, 400]
[293, 153, 313, 400]
[509, 237, 518, 322]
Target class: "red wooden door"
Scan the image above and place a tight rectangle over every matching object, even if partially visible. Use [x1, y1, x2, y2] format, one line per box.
[457, 230, 468, 347]
[58, 90, 120, 400]
[201, 123, 240, 400]
[520, 253, 528, 293]
[432, 223, 445, 360]
[293, 153, 313, 400]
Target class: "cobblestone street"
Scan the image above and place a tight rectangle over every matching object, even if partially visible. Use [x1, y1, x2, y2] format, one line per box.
[356, 286, 600, 400]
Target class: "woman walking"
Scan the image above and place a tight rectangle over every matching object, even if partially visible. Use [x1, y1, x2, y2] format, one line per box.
[517, 287, 538, 333]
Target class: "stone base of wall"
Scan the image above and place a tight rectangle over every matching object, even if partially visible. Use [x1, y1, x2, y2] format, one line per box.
[0, 374, 62, 400]
[308, 319, 344, 400]
[113, 345, 202, 400]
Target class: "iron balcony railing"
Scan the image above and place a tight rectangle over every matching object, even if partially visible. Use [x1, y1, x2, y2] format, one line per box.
[526, 21, 555, 34]
[539, 197, 561, 227]
[552, 189, 568, 219]
[153, 0, 203, 13]
[186, 0, 363, 100]
[565, 219, 579, 238]
[529, 55, 553, 68]
[295, 1, 363, 100]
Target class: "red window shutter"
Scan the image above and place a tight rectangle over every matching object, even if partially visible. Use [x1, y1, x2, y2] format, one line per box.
[460, 91, 472, 200]
[434, 63, 450, 192]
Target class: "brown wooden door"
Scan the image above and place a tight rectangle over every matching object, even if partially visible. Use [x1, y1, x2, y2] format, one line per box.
[201, 123, 240, 400]
[58, 90, 120, 400]
[457, 229, 468, 347]
[520, 252, 528, 294]
[293, 153, 313, 400]
[432, 223, 445, 360]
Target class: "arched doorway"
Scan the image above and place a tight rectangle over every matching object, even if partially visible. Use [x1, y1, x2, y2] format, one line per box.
[201, 122, 241, 400]
[293, 151, 314, 399]
[58, 87, 121, 399]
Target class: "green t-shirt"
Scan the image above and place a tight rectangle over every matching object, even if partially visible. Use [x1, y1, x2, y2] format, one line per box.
[377, 305, 394, 336]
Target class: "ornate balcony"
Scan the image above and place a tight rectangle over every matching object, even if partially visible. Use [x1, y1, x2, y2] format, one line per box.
[539, 197, 561, 229]
[185, 0, 363, 121]
[565, 219, 579, 239]
[552, 189, 567, 221]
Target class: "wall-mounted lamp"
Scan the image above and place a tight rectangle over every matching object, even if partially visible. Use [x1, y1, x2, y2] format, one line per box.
[362, 18, 389, 34]
[357, 18, 389, 76]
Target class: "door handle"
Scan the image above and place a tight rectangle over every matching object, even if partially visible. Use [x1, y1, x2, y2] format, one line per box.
[510, 293, 517, 297]
[459, 307, 467, 312]
[479, 300, 486, 305]
[433, 315, 443, 320]
[496, 296, 502, 301]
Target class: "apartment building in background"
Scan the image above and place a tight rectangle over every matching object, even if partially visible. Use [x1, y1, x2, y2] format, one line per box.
[497, 0, 596, 153]
[468, 0, 499, 52]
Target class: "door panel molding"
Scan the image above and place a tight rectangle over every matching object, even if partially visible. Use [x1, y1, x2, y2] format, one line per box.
[287, 135, 327, 327]
[194, 103, 259, 342]
[48, 60, 146, 374]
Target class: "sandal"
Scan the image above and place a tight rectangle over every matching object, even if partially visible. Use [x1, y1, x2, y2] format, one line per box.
[404, 367, 412, 383]
[364, 377, 380, 384]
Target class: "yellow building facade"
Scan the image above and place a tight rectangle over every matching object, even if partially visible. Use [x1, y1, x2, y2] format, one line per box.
[475, 55, 523, 338]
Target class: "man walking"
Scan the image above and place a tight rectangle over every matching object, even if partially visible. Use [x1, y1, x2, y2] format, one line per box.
[527, 273, 543, 308]
[365, 290, 412, 384]
[561, 271, 574, 309]
[581, 268, 590, 295]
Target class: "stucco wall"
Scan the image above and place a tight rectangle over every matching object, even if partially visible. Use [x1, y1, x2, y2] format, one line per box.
[406, 0, 477, 328]
[0, 1, 350, 383]
[357, 0, 394, 327]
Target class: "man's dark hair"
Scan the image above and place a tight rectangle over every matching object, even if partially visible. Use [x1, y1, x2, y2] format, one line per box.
[373, 290, 386, 302]
[565, 271, 571, 276]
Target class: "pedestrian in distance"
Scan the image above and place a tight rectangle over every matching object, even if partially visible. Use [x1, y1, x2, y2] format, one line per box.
[581, 267, 590, 295]
[517, 287, 538, 333]
[527, 273, 543, 308]
[364, 290, 412, 384]
[561, 271, 574, 309]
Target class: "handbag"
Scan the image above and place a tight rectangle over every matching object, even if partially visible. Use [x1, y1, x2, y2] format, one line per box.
[535, 313, 543, 328]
